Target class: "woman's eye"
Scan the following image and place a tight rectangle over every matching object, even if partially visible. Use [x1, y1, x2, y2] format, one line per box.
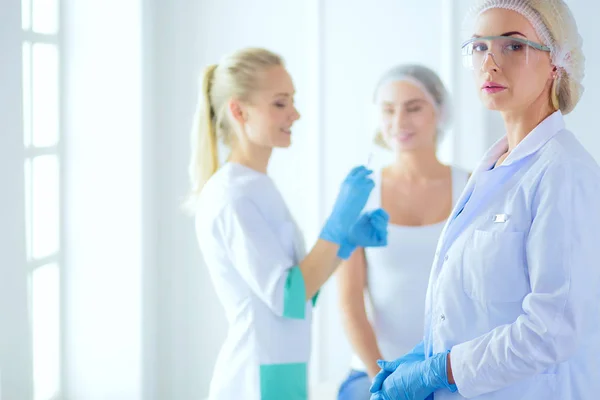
[473, 43, 488, 52]
[506, 43, 523, 51]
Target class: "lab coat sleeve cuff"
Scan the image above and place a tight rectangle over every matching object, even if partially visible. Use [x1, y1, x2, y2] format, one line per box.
[282, 266, 306, 320]
[449, 343, 478, 399]
[337, 240, 355, 259]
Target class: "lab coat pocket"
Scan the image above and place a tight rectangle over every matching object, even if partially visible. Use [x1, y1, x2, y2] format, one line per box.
[260, 362, 307, 400]
[462, 229, 529, 303]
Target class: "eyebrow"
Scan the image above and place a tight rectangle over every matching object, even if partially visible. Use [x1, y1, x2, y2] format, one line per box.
[405, 98, 426, 106]
[274, 92, 294, 97]
[383, 99, 426, 106]
[473, 31, 527, 38]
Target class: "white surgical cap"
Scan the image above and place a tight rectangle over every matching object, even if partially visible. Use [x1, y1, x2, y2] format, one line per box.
[466, 0, 585, 114]
[373, 64, 452, 140]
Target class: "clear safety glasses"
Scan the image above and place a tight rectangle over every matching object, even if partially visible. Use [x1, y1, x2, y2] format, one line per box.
[461, 35, 551, 70]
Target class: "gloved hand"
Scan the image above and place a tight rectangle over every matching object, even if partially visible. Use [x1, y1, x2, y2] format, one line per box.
[370, 393, 433, 400]
[320, 166, 375, 248]
[370, 341, 425, 393]
[337, 208, 389, 259]
[370, 351, 457, 400]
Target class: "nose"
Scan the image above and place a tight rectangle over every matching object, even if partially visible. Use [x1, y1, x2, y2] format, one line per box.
[481, 52, 500, 72]
[292, 106, 301, 121]
[394, 109, 410, 128]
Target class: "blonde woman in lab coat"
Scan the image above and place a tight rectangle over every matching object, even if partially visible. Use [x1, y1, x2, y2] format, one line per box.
[188, 48, 389, 400]
[370, 1, 600, 399]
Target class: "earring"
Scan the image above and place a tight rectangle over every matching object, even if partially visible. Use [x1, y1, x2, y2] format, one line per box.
[551, 78, 560, 111]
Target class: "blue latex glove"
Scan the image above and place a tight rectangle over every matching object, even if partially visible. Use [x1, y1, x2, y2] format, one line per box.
[371, 352, 457, 400]
[370, 393, 433, 400]
[320, 166, 375, 248]
[337, 208, 389, 259]
[370, 341, 425, 393]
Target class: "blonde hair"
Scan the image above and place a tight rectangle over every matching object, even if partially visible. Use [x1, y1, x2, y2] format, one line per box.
[185, 48, 283, 210]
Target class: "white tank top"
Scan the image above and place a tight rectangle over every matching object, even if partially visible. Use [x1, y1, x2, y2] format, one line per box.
[350, 166, 470, 371]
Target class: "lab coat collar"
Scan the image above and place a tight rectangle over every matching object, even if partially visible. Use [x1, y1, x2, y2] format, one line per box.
[478, 110, 566, 172]
[443, 111, 565, 245]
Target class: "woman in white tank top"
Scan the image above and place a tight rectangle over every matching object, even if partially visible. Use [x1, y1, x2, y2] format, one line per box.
[336, 64, 469, 400]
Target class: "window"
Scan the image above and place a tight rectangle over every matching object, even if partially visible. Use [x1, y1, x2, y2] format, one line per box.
[22, 0, 62, 399]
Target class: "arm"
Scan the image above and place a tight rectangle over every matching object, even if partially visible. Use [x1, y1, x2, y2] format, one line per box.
[221, 198, 339, 320]
[337, 247, 383, 377]
[303, 207, 389, 302]
[300, 239, 342, 300]
[221, 165, 383, 320]
[450, 164, 600, 398]
[447, 353, 455, 384]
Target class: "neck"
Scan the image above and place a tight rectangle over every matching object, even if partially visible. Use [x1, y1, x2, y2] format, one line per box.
[228, 142, 272, 174]
[501, 89, 555, 151]
[390, 146, 446, 182]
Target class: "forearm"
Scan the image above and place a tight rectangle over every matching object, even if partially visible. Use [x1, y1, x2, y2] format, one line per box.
[447, 352, 455, 384]
[299, 239, 341, 300]
[342, 305, 383, 377]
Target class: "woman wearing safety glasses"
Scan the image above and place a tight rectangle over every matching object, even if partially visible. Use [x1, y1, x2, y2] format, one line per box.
[369, 1, 600, 399]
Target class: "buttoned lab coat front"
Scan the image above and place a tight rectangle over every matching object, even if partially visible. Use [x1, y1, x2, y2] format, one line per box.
[424, 111, 600, 400]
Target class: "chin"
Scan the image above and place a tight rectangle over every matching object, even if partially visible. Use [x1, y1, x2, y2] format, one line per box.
[394, 144, 418, 152]
[479, 91, 521, 112]
[274, 139, 292, 148]
[481, 96, 509, 111]
[393, 142, 429, 153]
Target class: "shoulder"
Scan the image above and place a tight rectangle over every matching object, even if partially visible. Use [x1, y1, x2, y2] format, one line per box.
[543, 129, 600, 178]
[523, 129, 600, 194]
[195, 191, 267, 249]
[196, 167, 272, 231]
[530, 130, 600, 203]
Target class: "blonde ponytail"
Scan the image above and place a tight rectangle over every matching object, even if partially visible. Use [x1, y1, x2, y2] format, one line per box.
[194, 66, 218, 184]
[184, 48, 283, 212]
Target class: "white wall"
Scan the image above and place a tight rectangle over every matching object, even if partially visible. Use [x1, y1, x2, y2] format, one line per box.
[0, 1, 34, 398]
[563, 1, 600, 160]
[62, 0, 147, 399]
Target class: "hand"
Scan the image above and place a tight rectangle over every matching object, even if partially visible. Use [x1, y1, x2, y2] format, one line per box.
[337, 208, 389, 259]
[374, 352, 457, 400]
[320, 166, 374, 247]
[370, 394, 433, 400]
[370, 393, 433, 400]
[370, 342, 425, 393]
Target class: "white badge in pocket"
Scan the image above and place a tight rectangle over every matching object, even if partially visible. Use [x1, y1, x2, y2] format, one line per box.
[493, 214, 509, 223]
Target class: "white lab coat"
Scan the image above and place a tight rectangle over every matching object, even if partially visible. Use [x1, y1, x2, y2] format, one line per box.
[425, 111, 600, 399]
[195, 162, 316, 400]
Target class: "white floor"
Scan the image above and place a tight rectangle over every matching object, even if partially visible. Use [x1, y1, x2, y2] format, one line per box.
[202, 381, 339, 400]
[310, 382, 339, 399]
